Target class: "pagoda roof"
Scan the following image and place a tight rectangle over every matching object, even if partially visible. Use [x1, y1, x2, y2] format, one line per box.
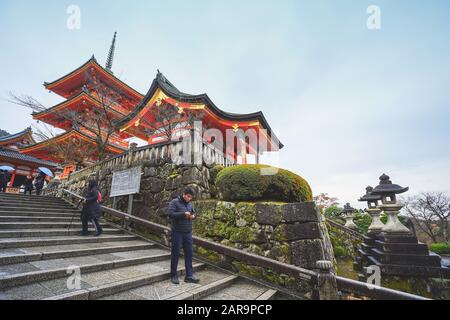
[0, 127, 36, 146]
[117, 71, 284, 149]
[0, 147, 59, 168]
[20, 129, 128, 156]
[44, 56, 144, 101]
[33, 91, 128, 121]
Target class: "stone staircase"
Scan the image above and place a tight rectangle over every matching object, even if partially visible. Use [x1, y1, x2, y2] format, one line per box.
[0, 193, 291, 300]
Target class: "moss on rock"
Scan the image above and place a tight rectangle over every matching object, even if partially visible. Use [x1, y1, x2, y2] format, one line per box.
[216, 165, 313, 203]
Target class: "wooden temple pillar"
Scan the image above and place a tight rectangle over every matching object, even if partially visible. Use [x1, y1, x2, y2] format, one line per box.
[9, 171, 16, 187]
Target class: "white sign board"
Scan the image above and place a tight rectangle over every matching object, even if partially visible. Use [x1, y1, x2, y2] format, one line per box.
[110, 166, 142, 197]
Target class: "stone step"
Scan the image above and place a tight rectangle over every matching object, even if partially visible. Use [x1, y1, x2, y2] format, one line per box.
[0, 195, 67, 204]
[0, 193, 62, 199]
[0, 252, 172, 290]
[0, 243, 157, 266]
[0, 211, 76, 218]
[0, 235, 140, 249]
[371, 248, 442, 267]
[256, 289, 278, 300]
[41, 263, 207, 300]
[167, 275, 239, 300]
[0, 201, 75, 209]
[0, 222, 110, 230]
[200, 279, 272, 300]
[0, 228, 123, 238]
[0, 207, 80, 214]
[0, 216, 84, 223]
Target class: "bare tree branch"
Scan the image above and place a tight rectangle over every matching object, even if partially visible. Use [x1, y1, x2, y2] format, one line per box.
[403, 192, 450, 243]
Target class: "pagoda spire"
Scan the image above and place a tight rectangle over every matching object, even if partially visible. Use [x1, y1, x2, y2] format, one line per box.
[105, 32, 117, 72]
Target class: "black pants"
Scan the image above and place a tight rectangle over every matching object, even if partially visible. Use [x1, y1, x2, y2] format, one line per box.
[81, 214, 103, 234]
[36, 188, 42, 195]
[0, 184, 6, 192]
[170, 230, 194, 279]
[24, 188, 33, 195]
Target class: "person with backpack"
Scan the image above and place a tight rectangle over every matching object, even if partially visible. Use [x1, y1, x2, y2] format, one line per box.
[80, 179, 103, 237]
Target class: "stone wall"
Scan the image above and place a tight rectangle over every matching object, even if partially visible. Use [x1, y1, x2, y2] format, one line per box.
[60, 158, 335, 295]
[62, 160, 213, 226]
[193, 200, 334, 269]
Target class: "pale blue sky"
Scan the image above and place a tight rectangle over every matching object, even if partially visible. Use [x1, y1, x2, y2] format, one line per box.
[1, 1, 449, 207]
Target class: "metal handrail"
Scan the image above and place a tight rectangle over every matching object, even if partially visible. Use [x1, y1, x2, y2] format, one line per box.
[59, 188, 429, 300]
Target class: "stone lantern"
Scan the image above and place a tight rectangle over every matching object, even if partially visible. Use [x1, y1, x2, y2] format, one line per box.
[371, 174, 410, 235]
[341, 203, 358, 230]
[358, 186, 384, 235]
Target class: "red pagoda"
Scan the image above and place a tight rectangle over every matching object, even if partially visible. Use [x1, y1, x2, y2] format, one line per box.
[18, 33, 283, 178]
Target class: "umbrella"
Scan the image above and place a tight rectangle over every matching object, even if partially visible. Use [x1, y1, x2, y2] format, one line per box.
[0, 166, 14, 171]
[38, 167, 54, 177]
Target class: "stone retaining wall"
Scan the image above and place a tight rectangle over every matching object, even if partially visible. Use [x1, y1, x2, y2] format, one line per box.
[60, 159, 335, 295]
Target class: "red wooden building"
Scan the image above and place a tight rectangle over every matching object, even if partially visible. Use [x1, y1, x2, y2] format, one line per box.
[16, 34, 283, 178]
[0, 128, 59, 189]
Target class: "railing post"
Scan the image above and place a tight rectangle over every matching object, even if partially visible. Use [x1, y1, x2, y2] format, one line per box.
[314, 260, 339, 300]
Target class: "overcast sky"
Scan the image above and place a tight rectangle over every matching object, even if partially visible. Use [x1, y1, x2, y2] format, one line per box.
[1, 0, 449, 208]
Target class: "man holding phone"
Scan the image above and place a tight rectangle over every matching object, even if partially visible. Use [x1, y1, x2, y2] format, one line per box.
[167, 187, 200, 285]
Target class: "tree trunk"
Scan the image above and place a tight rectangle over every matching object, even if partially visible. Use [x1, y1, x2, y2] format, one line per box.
[441, 220, 449, 243]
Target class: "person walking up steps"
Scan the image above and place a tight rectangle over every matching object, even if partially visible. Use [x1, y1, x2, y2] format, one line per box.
[80, 179, 103, 237]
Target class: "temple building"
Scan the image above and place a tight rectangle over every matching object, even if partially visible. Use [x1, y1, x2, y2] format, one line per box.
[0, 128, 59, 189]
[15, 33, 283, 179]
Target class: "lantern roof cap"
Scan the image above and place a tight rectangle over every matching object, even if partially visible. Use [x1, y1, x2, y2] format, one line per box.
[358, 186, 382, 202]
[372, 174, 409, 195]
[341, 203, 356, 214]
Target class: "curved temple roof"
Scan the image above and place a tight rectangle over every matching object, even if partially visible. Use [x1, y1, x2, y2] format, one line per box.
[33, 91, 128, 120]
[0, 147, 59, 168]
[0, 127, 35, 146]
[20, 129, 128, 155]
[44, 56, 144, 101]
[117, 71, 284, 149]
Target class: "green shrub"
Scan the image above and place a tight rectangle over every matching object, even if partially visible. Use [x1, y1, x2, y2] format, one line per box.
[210, 165, 225, 183]
[334, 246, 346, 258]
[354, 213, 373, 234]
[216, 165, 312, 203]
[324, 205, 343, 219]
[430, 243, 450, 254]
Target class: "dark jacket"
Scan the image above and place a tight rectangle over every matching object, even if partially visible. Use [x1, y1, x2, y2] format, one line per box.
[167, 196, 196, 233]
[25, 178, 34, 190]
[0, 172, 10, 186]
[0, 172, 6, 186]
[35, 172, 46, 190]
[82, 187, 101, 219]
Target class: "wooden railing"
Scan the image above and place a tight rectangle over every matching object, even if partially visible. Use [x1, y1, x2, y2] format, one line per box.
[57, 188, 429, 301]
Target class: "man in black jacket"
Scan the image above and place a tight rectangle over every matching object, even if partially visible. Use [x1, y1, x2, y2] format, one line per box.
[167, 187, 199, 285]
